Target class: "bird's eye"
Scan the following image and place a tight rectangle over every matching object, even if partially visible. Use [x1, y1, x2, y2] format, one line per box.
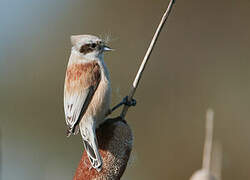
[91, 43, 97, 48]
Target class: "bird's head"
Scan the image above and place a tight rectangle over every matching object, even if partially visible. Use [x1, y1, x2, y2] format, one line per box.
[70, 34, 112, 60]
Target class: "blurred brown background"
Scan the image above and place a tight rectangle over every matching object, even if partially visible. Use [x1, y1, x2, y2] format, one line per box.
[1, 0, 250, 179]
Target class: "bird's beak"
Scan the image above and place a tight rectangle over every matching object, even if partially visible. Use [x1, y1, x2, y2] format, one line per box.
[103, 45, 114, 52]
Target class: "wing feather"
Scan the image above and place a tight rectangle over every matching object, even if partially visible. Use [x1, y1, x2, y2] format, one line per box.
[64, 62, 101, 136]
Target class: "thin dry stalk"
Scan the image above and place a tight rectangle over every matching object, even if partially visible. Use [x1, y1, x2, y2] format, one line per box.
[120, 0, 176, 119]
[202, 109, 214, 171]
[189, 109, 217, 180]
[212, 142, 222, 180]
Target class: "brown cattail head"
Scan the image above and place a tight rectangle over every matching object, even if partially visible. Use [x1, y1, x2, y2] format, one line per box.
[73, 117, 133, 180]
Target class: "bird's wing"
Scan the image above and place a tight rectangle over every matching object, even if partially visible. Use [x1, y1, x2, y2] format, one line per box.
[64, 62, 101, 136]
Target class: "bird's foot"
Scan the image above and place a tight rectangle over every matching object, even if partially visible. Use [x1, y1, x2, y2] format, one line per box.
[105, 109, 112, 117]
[122, 96, 137, 107]
[106, 96, 136, 117]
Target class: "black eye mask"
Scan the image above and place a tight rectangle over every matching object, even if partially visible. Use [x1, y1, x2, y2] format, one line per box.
[79, 44, 94, 54]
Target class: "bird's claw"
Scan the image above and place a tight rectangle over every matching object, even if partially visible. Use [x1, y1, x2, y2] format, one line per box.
[123, 96, 137, 107]
[106, 96, 137, 117]
[105, 109, 112, 116]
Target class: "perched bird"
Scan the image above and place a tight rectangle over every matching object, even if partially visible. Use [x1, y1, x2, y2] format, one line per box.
[64, 35, 112, 171]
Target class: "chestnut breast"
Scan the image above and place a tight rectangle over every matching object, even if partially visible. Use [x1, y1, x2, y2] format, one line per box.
[65, 61, 100, 94]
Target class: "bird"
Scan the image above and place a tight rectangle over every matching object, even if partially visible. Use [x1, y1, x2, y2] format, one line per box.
[64, 34, 112, 172]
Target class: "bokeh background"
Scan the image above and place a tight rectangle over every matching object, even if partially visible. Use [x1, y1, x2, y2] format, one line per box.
[1, 0, 250, 179]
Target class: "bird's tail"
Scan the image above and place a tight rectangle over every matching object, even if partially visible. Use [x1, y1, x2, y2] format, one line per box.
[66, 124, 80, 137]
[81, 123, 102, 172]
